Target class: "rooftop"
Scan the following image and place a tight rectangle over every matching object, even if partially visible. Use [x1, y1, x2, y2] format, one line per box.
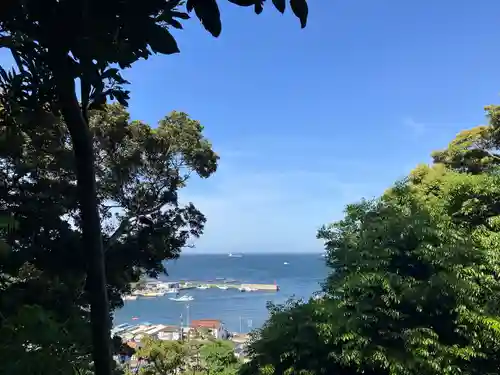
[191, 319, 222, 329]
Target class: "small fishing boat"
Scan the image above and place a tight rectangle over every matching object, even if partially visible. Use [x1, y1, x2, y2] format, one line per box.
[123, 295, 138, 301]
[197, 284, 209, 290]
[217, 285, 228, 290]
[140, 291, 165, 297]
[169, 295, 194, 302]
[283, 262, 289, 265]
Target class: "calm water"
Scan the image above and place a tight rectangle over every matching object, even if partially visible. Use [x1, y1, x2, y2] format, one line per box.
[113, 253, 329, 332]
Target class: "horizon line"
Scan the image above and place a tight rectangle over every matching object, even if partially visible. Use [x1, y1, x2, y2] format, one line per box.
[178, 251, 325, 255]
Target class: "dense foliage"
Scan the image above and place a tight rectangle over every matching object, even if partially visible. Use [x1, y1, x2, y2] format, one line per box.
[0, 103, 217, 374]
[0, 2, 309, 374]
[129, 337, 240, 375]
[242, 105, 500, 375]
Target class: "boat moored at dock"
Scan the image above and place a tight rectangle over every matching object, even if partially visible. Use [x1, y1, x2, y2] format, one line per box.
[169, 295, 194, 302]
[140, 291, 166, 297]
[130, 279, 280, 297]
[177, 281, 280, 292]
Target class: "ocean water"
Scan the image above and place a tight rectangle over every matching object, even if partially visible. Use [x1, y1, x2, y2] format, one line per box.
[113, 253, 329, 333]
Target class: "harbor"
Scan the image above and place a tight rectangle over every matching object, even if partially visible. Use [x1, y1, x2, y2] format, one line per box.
[114, 254, 325, 336]
[126, 279, 280, 299]
[179, 281, 280, 292]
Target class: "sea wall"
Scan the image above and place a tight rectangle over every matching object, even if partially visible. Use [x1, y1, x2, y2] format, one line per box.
[241, 283, 279, 291]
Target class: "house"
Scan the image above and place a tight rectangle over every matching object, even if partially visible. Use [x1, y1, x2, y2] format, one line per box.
[125, 341, 139, 350]
[157, 325, 182, 341]
[144, 324, 167, 336]
[190, 319, 226, 339]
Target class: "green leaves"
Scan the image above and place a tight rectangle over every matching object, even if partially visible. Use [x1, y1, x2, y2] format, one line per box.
[134, 337, 240, 375]
[186, 0, 309, 36]
[246, 100, 500, 375]
[187, 0, 222, 37]
[0, 101, 217, 372]
[0, 214, 18, 233]
[200, 340, 238, 373]
[290, 0, 308, 28]
[147, 23, 180, 55]
[273, 0, 286, 13]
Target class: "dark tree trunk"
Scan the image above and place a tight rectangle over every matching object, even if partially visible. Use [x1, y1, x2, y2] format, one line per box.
[52, 61, 113, 375]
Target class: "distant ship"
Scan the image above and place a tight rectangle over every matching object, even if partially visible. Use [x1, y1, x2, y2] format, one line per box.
[228, 252, 243, 258]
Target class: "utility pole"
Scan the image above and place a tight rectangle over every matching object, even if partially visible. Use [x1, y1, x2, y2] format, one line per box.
[186, 304, 190, 341]
[179, 313, 183, 341]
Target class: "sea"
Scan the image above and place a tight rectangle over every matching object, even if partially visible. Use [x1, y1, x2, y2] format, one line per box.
[112, 253, 329, 333]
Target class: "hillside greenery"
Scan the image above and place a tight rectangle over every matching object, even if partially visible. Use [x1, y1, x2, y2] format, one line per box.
[123, 337, 240, 375]
[0, 102, 217, 374]
[0, 1, 309, 374]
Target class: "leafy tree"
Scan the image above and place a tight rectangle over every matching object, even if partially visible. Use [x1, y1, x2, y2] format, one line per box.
[244, 104, 500, 375]
[431, 105, 500, 174]
[134, 336, 239, 375]
[241, 299, 341, 375]
[0, 213, 17, 256]
[317, 183, 500, 375]
[0, 303, 93, 375]
[136, 336, 189, 375]
[200, 339, 239, 374]
[0, 103, 216, 373]
[0, 1, 309, 374]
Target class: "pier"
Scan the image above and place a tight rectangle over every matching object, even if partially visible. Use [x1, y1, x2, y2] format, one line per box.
[178, 281, 279, 292]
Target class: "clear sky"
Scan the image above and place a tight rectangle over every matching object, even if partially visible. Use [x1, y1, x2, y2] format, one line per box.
[3, 1, 500, 254]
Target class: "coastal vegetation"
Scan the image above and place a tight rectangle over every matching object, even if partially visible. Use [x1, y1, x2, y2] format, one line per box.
[0, 1, 309, 375]
[0, 102, 217, 374]
[122, 337, 241, 375]
[3, 2, 499, 375]
[241, 105, 500, 374]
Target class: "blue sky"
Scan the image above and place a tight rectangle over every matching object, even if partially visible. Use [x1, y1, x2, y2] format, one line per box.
[3, 0, 500, 253]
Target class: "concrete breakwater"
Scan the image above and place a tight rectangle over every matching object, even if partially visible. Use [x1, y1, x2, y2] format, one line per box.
[179, 281, 279, 292]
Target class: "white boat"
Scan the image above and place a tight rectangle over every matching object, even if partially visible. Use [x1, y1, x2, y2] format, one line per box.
[284, 262, 289, 265]
[228, 252, 243, 258]
[165, 288, 179, 294]
[169, 295, 194, 302]
[140, 291, 165, 297]
[197, 284, 209, 290]
[217, 285, 228, 290]
[123, 295, 138, 301]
